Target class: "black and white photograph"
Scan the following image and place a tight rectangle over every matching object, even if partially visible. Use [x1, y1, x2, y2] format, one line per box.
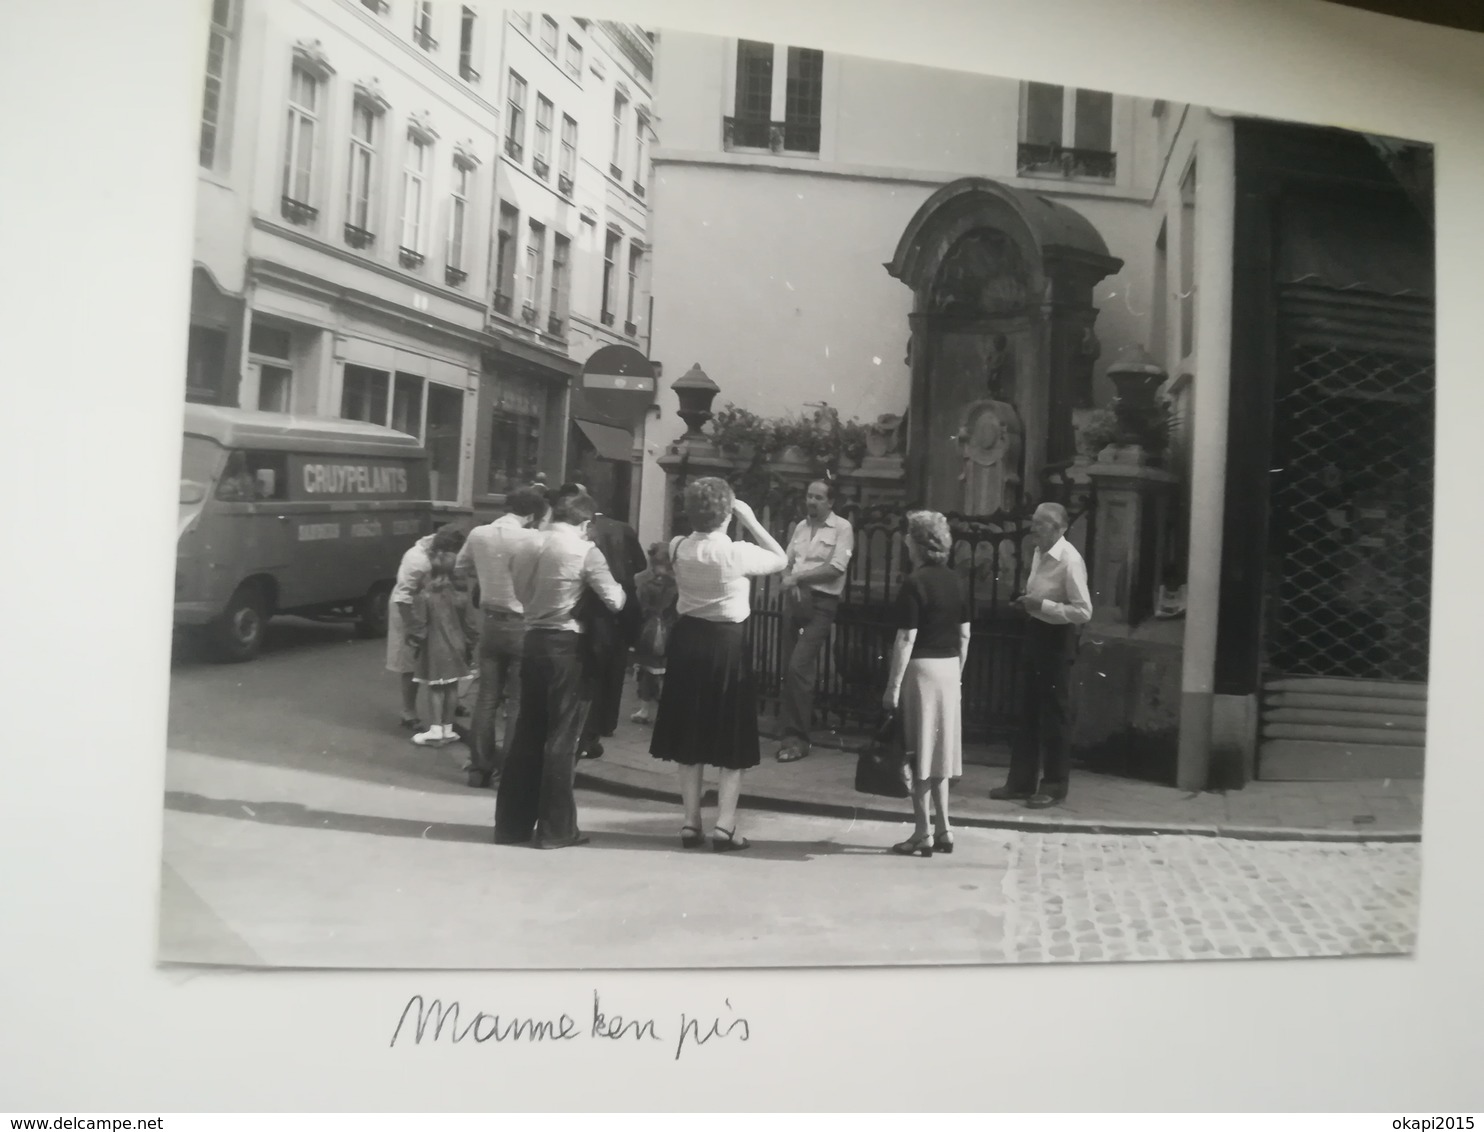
[160, 0, 1433, 971]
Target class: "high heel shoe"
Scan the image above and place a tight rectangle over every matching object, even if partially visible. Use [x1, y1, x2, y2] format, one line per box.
[933, 830, 955, 855]
[890, 833, 934, 858]
[711, 826, 751, 853]
[680, 825, 705, 849]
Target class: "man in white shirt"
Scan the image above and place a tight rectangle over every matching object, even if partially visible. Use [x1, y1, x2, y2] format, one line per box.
[990, 501, 1093, 809]
[454, 487, 546, 788]
[493, 491, 625, 849]
[776, 479, 856, 763]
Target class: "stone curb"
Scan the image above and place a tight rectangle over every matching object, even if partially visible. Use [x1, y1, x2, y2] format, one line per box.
[573, 767, 1422, 845]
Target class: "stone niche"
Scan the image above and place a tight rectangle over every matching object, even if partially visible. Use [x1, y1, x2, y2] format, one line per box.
[885, 178, 1123, 516]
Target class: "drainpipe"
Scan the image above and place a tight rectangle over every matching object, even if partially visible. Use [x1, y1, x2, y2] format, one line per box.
[1176, 112, 1236, 792]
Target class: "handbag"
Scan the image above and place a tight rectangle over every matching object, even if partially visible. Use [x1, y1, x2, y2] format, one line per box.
[853, 709, 911, 798]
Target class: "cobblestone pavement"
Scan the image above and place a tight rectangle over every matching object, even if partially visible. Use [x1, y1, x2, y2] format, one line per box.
[998, 832, 1420, 965]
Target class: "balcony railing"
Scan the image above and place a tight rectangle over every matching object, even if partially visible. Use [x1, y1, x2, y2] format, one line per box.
[624, 319, 638, 337]
[504, 136, 523, 162]
[493, 290, 513, 316]
[413, 27, 438, 51]
[609, 162, 623, 182]
[1016, 142, 1117, 182]
[459, 59, 480, 83]
[280, 196, 318, 226]
[533, 156, 550, 180]
[398, 246, 426, 269]
[547, 314, 565, 336]
[557, 173, 574, 197]
[723, 115, 774, 151]
[343, 223, 375, 249]
[445, 265, 467, 287]
[521, 303, 538, 325]
[632, 180, 645, 199]
[600, 310, 615, 327]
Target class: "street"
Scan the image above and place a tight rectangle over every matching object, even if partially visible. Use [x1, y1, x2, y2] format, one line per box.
[160, 621, 1420, 970]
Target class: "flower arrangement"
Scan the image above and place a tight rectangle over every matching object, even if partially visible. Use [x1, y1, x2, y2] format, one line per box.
[709, 402, 872, 471]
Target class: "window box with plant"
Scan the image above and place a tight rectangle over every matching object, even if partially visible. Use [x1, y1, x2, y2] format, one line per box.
[399, 246, 426, 269]
[533, 156, 550, 180]
[445, 265, 467, 287]
[547, 314, 564, 336]
[281, 197, 318, 226]
[558, 173, 574, 197]
[343, 223, 375, 249]
[521, 303, 538, 325]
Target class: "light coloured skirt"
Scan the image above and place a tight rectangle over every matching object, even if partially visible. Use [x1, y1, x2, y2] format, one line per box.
[903, 657, 963, 780]
[385, 599, 416, 673]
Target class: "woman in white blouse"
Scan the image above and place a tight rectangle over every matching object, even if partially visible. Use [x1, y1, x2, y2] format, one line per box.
[650, 478, 787, 852]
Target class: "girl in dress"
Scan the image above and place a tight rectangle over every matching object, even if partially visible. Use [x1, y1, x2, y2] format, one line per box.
[630, 541, 679, 725]
[405, 551, 479, 748]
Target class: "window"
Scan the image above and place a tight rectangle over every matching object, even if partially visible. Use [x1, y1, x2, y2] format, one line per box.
[494, 203, 519, 314]
[199, 0, 233, 168]
[533, 95, 553, 177]
[549, 233, 570, 334]
[281, 65, 321, 221]
[412, 1, 436, 50]
[344, 100, 379, 246]
[400, 135, 431, 262]
[610, 91, 627, 179]
[1018, 82, 1116, 180]
[726, 41, 822, 155]
[459, 7, 480, 82]
[540, 15, 559, 58]
[564, 36, 583, 80]
[392, 373, 425, 438]
[558, 114, 577, 193]
[341, 364, 389, 425]
[625, 242, 642, 332]
[505, 71, 527, 161]
[523, 220, 546, 323]
[249, 322, 293, 414]
[601, 230, 620, 326]
[186, 325, 229, 404]
[783, 47, 823, 153]
[216, 450, 289, 502]
[360, 0, 389, 13]
[446, 161, 472, 283]
[487, 377, 545, 495]
[632, 111, 648, 195]
[427, 383, 464, 503]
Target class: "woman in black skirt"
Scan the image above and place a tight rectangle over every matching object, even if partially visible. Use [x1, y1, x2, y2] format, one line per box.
[651, 478, 787, 852]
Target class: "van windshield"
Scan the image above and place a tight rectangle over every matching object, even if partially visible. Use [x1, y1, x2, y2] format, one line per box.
[181, 436, 223, 504]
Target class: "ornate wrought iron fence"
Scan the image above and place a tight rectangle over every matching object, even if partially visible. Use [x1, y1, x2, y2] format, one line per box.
[740, 471, 1097, 742]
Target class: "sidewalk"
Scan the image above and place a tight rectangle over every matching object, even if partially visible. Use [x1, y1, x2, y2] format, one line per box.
[574, 687, 1423, 842]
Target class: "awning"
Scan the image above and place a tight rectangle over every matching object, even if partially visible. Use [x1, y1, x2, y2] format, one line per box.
[574, 418, 635, 462]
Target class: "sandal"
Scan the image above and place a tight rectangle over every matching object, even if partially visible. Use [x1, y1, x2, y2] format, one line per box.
[890, 833, 934, 858]
[933, 830, 955, 855]
[680, 825, 705, 849]
[711, 826, 752, 853]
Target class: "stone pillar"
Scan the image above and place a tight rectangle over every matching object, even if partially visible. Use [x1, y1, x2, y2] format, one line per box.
[1086, 457, 1178, 626]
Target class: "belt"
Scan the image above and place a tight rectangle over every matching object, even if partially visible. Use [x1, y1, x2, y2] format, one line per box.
[481, 607, 523, 620]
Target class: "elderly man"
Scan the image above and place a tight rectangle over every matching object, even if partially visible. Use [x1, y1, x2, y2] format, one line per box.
[991, 501, 1093, 809]
[493, 491, 625, 849]
[776, 479, 855, 763]
[454, 487, 547, 789]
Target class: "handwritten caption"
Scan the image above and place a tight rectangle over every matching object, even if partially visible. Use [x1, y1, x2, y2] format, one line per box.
[390, 992, 751, 1061]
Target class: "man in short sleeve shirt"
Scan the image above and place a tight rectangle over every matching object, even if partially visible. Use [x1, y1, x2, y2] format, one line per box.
[776, 480, 855, 763]
[991, 502, 1093, 809]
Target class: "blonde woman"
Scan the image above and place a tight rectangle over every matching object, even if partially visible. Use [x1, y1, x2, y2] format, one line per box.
[882, 511, 971, 857]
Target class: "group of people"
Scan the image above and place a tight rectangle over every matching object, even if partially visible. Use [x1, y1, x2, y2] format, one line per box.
[382, 472, 1093, 856]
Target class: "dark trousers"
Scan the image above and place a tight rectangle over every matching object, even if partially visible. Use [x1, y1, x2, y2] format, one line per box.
[493, 631, 591, 845]
[579, 644, 629, 747]
[1007, 620, 1077, 796]
[471, 611, 524, 776]
[780, 589, 839, 742]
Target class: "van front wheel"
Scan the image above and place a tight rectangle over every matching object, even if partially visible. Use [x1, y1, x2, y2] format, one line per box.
[209, 583, 269, 662]
[356, 581, 393, 639]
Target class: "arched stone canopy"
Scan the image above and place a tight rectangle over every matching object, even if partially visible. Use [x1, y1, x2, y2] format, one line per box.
[883, 178, 1123, 514]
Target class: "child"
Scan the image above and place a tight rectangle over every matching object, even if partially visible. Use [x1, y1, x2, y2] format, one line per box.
[629, 541, 678, 725]
[406, 550, 478, 747]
